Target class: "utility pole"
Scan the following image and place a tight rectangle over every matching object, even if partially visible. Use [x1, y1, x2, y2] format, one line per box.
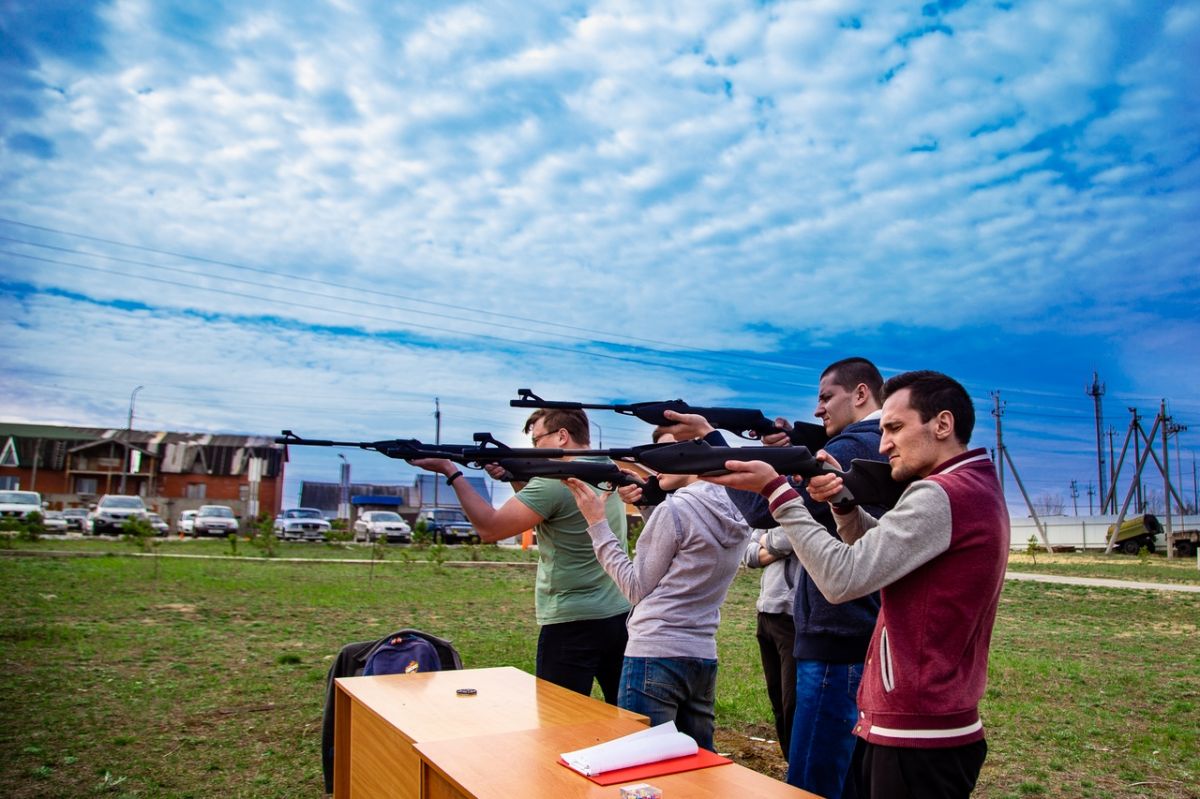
[1170, 420, 1187, 521]
[992, 390, 1050, 549]
[991, 392, 1005, 495]
[432, 397, 442, 509]
[1069, 480, 1079, 516]
[337, 454, 350, 521]
[1129, 409, 1143, 513]
[1107, 426, 1117, 511]
[1161, 401, 1174, 559]
[1087, 482, 1096, 515]
[120, 385, 144, 494]
[1087, 373, 1106, 513]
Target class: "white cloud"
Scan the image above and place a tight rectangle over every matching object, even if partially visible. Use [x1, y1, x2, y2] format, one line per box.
[2, 0, 1198, 504]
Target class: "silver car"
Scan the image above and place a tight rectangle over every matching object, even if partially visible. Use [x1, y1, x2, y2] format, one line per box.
[354, 511, 412, 543]
[273, 508, 331, 542]
[193, 505, 238, 537]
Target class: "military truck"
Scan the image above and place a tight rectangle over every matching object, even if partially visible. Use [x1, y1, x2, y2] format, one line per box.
[1106, 514, 1163, 554]
[1168, 527, 1199, 558]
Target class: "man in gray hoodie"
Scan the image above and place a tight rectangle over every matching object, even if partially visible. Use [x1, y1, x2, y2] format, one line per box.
[564, 438, 750, 752]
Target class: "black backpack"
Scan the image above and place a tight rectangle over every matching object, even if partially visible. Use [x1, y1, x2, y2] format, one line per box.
[320, 629, 463, 792]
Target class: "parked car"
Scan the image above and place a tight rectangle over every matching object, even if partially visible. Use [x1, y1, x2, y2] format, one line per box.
[88, 494, 148, 535]
[273, 508, 331, 542]
[0, 490, 44, 521]
[417, 507, 477, 544]
[178, 509, 198, 535]
[62, 508, 89, 532]
[41, 510, 69, 533]
[146, 513, 170, 536]
[193, 505, 238, 537]
[354, 511, 412, 543]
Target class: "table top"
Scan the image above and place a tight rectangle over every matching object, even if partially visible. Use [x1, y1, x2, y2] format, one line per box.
[415, 718, 821, 799]
[335, 666, 646, 743]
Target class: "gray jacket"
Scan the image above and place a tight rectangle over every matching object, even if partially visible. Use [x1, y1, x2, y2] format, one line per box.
[587, 481, 750, 659]
[742, 532, 797, 615]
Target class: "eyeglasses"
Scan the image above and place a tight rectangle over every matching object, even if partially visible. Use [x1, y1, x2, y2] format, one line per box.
[530, 429, 563, 445]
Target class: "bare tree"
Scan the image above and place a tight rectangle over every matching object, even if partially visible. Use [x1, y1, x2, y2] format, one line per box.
[1032, 493, 1065, 516]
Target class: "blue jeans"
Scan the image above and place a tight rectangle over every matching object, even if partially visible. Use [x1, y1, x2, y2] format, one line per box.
[618, 656, 718, 751]
[786, 660, 863, 799]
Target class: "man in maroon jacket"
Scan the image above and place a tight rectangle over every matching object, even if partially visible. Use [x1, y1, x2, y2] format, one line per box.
[707, 370, 1008, 799]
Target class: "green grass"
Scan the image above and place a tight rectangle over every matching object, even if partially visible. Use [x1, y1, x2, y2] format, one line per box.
[1, 548, 1197, 797]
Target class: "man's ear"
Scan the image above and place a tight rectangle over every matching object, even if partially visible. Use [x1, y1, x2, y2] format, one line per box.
[852, 383, 870, 407]
[934, 410, 955, 441]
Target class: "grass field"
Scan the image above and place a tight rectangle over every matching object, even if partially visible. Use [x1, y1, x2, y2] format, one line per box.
[1, 544, 1197, 798]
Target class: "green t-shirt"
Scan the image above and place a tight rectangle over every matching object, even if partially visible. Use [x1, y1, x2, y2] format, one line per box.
[515, 460, 632, 625]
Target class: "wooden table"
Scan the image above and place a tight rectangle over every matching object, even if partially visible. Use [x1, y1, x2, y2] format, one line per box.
[416, 718, 820, 799]
[331, 666, 647, 799]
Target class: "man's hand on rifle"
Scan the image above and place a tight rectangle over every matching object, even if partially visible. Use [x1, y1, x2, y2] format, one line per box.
[700, 460, 780, 493]
[407, 457, 458, 477]
[483, 463, 514, 482]
[617, 482, 644, 506]
[563, 478, 611, 526]
[658, 409, 716, 441]
[760, 416, 793, 448]
[806, 450, 846, 505]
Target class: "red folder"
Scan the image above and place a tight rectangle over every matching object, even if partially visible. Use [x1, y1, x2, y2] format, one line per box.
[557, 747, 732, 786]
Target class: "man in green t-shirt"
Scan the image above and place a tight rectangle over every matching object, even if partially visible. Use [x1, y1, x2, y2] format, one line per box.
[409, 408, 630, 702]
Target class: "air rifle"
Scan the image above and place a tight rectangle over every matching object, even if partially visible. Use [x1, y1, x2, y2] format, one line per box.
[275, 431, 669, 505]
[278, 431, 903, 510]
[510, 388, 829, 450]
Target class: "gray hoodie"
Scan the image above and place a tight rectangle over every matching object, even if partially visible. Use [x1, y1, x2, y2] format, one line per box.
[586, 481, 750, 660]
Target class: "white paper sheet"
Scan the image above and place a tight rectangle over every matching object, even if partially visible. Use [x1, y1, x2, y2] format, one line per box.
[561, 721, 699, 776]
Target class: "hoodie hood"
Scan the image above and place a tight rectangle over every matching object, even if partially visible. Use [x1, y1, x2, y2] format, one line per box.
[671, 481, 749, 549]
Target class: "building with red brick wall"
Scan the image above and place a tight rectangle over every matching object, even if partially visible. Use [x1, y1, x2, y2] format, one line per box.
[0, 423, 285, 529]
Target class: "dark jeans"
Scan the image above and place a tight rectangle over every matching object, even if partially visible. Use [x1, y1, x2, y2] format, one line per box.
[535, 612, 628, 704]
[848, 737, 988, 799]
[618, 656, 719, 751]
[756, 611, 796, 758]
[786, 659, 863, 799]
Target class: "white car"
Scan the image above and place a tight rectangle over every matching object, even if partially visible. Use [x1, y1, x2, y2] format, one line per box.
[178, 510, 198, 535]
[89, 494, 148, 535]
[0, 490, 44, 521]
[354, 511, 412, 543]
[62, 508, 89, 532]
[193, 505, 238, 537]
[273, 508, 331, 541]
[41, 510, 69, 533]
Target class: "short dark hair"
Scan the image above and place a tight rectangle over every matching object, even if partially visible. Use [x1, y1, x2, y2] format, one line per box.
[882, 370, 974, 445]
[523, 408, 590, 446]
[821, 357, 884, 404]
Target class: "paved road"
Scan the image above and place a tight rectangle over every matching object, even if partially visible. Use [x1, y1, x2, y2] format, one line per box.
[1006, 571, 1200, 593]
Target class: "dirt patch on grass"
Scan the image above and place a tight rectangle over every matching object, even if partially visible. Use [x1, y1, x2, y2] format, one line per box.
[714, 723, 788, 782]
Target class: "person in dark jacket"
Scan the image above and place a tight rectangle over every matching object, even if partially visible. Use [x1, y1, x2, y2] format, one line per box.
[660, 356, 888, 799]
[706, 370, 1008, 799]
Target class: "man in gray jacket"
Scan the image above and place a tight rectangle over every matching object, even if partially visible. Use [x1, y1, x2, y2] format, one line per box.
[564, 438, 750, 751]
[743, 532, 797, 759]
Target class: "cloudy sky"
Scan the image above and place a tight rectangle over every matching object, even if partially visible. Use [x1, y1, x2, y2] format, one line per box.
[2, 0, 1198, 513]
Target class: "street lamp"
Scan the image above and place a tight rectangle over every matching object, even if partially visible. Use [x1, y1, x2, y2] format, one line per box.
[338, 454, 351, 521]
[119, 385, 144, 493]
[591, 421, 603, 449]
